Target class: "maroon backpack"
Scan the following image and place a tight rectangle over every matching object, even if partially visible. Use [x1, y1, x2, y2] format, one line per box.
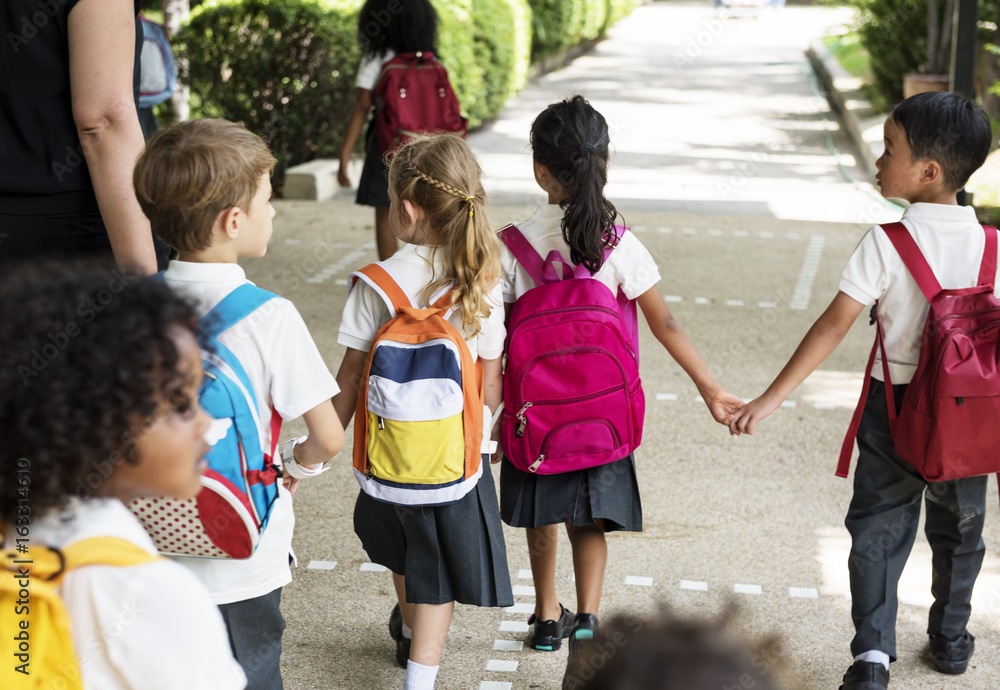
[372, 51, 467, 155]
[838, 222, 1000, 482]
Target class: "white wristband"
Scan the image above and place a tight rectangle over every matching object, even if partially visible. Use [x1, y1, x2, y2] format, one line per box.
[282, 436, 328, 480]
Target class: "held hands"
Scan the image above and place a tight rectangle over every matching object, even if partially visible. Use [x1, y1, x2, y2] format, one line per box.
[704, 388, 745, 427]
[728, 393, 782, 436]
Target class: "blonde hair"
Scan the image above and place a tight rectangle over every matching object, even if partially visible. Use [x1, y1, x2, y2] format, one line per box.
[387, 135, 500, 336]
[133, 119, 277, 252]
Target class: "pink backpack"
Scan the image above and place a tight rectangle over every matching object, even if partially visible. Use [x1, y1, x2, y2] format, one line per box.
[499, 225, 644, 474]
[838, 222, 1000, 482]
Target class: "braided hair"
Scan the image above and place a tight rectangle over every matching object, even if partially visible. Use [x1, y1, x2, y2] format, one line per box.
[387, 134, 500, 337]
[530, 95, 622, 274]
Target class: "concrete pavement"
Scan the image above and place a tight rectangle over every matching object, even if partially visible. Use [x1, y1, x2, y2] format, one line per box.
[257, 3, 1000, 688]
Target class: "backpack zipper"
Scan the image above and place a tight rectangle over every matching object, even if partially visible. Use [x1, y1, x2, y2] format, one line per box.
[528, 419, 622, 473]
[515, 385, 626, 437]
[514, 306, 637, 358]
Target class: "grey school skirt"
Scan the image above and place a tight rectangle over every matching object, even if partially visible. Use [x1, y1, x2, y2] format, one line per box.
[354, 457, 514, 607]
[500, 454, 643, 533]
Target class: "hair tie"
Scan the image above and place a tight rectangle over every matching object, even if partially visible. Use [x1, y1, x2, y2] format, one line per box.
[464, 195, 475, 217]
[578, 142, 597, 154]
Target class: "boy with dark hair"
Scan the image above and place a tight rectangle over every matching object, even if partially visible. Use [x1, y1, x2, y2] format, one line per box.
[730, 91, 994, 690]
[134, 118, 345, 690]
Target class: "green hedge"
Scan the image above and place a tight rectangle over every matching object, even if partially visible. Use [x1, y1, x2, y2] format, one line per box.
[175, 0, 361, 182]
[174, 0, 638, 185]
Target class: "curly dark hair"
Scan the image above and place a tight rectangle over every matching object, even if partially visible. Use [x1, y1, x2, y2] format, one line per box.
[531, 95, 623, 275]
[357, 0, 438, 59]
[0, 260, 205, 525]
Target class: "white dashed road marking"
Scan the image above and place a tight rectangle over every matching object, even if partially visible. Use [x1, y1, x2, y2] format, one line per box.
[625, 575, 653, 586]
[492, 640, 524, 652]
[790, 234, 825, 310]
[790, 587, 819, 598]
[486, 660, 519, 672]
[360, 562, 388, 572]
[680, 580, 709, 591]
[734, 583, 763, 595]
[306, 560, 337, 570]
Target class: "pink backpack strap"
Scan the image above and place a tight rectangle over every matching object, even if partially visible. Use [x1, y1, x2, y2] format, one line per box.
[499, 225, 548, 286]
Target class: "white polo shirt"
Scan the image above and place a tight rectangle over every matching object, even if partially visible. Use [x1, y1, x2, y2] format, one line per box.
[839, 202, 1000, 384]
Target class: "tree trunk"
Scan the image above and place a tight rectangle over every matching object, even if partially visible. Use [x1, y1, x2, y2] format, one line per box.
[162, 0, 190, 121]
[928, 0, 939, 73]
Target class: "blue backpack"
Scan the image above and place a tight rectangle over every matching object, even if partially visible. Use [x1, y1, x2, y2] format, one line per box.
[139, 15, 177, 108]
[131, 284, 283, 559]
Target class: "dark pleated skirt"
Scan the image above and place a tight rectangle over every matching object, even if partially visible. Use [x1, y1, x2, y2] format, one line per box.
[355, 122, 390, 208]
[354, 459, 513, 607]
[500, 454, 643, 533]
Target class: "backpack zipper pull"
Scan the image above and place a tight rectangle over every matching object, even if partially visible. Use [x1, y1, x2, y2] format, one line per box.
[528, 454, 544, 472]
[378, 416, 385, 430]
[515, 402, 533, 438]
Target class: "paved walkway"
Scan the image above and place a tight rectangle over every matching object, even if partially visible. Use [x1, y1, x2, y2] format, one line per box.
[263, 3, 1000, 689]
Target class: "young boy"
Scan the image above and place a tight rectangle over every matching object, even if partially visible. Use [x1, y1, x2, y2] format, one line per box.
[730, 92, 994, 690]
[133, 119, 345, 689]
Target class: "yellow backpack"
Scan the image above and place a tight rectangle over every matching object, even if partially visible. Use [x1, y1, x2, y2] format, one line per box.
[1, 537, 157, 690]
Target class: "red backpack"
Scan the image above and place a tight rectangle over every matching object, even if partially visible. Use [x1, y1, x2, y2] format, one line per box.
[838, 222, 1000, 482]
[372, 51, 468, 155]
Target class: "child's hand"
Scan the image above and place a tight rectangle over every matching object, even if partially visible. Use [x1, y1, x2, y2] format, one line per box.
[728, 394, 782, 436]
[704, 388, 744, 427]
[283, 475, 301, 496]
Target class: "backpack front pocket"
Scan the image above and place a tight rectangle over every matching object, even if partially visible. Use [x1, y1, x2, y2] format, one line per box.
[366, 411, 466, 485]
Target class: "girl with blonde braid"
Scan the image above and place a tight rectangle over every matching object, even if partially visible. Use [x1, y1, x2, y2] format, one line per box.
[333, 134, 512, 690]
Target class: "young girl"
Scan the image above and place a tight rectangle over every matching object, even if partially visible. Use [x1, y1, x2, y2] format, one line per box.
[498, 95, 743, 688]
[338, 0, 440, 261]
[333, 134, 512, 690]
[0, 260, 246, 689]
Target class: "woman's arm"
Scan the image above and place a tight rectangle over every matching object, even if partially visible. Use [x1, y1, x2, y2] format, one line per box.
[636, 286, 743, 425]
[68, 0, 155, 275]
[338, 89, 373, 188]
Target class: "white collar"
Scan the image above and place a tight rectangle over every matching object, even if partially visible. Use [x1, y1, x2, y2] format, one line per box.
[164, 260, 249, 284]
[901, 202, 978, 223]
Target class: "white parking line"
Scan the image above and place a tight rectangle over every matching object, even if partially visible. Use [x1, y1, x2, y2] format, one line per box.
[655, 393, 678, 401]
[625, 575, 653, 586]
[759, 231, 775, 238]
[360, 562, 388, 572]
[516, 569, 533, 579]
[486, 660, 519, 672]
[680, 580, 709, 591]
[790, 587, 819, 598]
[499, 621, 530, 633]
[790, 235, 826, 310]
[305, 242, 376, 284]
[505, 603, 534, 614]
[758, 301, 777, 308]
[306, 560, 337, 570]
[780, 400, 797, 408]
[725, 299, 744, 307]
[733, 230, 749, 237]
[694, 297, 711, 304]
[664, 295, 683, 302]
[734, 583, 763, 595]
[709, 229, 724, 236]
[657, 227, 672, 234]
[480, 682, 513, 690]
[492, 640, 524, 652]
[512, 585, 536, 596]
[683, 228, 697, 235]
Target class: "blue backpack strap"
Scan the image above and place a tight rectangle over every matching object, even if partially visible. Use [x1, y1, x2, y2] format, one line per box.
[202, 284, 278, 337]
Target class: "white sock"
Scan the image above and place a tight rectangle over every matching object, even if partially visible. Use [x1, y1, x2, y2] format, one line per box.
[855, 650, 890, 671]
[401, 621, 412, 639]
[403, 660, 439, 690]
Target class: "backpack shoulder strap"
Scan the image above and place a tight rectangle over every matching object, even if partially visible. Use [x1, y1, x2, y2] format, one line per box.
[350, 262, 414, 316]
[880, 222, 942, 302]
[499, 224, 549, 286]
[978, 225, 998, 288]
[202, 284, 279, 337]
[60, 537, 159, 576]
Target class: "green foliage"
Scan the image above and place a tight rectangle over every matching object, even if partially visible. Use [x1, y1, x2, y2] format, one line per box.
[839, 0, 999, 106]
[174, 0, 361, 183]
[174, 0, 639, 185]
[469, 0, 533, 123]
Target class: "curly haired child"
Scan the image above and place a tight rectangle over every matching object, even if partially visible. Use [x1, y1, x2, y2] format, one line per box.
[0, 260, 245, 689]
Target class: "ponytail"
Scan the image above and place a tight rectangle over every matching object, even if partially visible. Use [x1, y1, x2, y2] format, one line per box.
[387, 135, 500, 337]
[530, 95, 622, 274]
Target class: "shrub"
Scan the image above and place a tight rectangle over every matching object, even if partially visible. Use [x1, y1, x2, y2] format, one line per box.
[470, 0, 533, 122]
[174, 0, 361, 185]
[432, 0, 486, 128]
[604, 0, 639, 31]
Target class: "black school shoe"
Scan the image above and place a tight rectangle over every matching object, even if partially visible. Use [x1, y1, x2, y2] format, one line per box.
[528, 604, 574, 651]
[929, 631, 975, 674]
[561, 613, 598, 690]
[838, 661, 889, 690]
[388, 604, 410, 669]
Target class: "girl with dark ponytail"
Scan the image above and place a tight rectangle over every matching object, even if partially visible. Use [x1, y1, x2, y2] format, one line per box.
[498, 95, 743, 690]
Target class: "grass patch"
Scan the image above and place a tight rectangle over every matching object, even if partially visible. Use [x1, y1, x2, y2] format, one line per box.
[822, 31, 891, 113]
